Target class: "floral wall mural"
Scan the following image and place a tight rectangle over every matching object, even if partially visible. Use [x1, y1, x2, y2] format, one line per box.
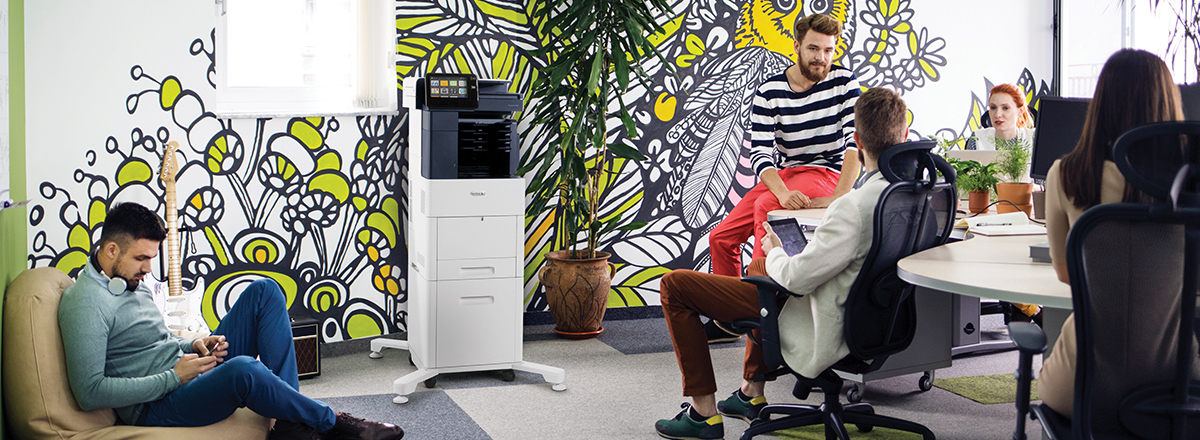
[24, 0, 1052, 341]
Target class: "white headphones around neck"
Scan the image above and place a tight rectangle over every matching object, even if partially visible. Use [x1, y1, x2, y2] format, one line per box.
[91, 254, 130, 294]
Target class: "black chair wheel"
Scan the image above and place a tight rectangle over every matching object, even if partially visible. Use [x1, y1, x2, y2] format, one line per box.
[500, 369, 516, 382]
[854, 406, 875, 432]
[919, 372, 934, 392]
[408, 354, 415, 366]
[423, 377, 437, 388]
[847, 385, 863, 403]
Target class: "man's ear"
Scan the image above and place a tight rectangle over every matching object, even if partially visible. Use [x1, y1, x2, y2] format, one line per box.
[103, 240, 121, 260]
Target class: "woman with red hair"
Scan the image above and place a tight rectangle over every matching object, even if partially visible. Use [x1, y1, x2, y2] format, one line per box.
[969, 83, 1036, 151]
[969, 83, 1041, 323]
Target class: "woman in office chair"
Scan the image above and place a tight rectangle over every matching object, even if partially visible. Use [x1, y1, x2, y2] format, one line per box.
[968, 83, 1042, 323]
[1039, 49, 1186, 418]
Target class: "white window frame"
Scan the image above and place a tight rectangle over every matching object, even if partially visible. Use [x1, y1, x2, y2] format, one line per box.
[214, 0, 397, 119]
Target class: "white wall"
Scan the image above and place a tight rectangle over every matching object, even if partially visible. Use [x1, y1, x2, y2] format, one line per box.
[0, 0, 9, 198]
[903, 0, 1054, 138]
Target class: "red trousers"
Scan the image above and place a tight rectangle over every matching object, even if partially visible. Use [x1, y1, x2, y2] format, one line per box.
[660, 258, 770, 396]
[709, 166, 839, 276]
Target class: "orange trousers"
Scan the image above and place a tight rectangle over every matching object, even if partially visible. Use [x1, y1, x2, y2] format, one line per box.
[660, 258, 772, 396]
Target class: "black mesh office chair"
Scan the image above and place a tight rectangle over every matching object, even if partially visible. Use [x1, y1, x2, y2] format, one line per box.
[730, 140, 956, 440]
[1010, 121, 1200, 439]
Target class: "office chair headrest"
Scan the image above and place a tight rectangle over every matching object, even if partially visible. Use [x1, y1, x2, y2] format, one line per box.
[876, 140, 956, 189]
[1111, 121, 1200, 210]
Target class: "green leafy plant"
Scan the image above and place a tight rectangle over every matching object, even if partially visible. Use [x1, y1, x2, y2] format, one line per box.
[518, 0, 674, 258]
[995, 137, 1032, 183]
[929, 134, 967, 155]
[948, 158, 1000, 194]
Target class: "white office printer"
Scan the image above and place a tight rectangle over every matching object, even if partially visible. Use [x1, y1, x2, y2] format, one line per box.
[369, 74, 565, 403]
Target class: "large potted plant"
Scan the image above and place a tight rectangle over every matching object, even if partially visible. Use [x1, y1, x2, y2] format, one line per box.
[519, 0, 671, 338]
[994, 137, 1034, 215]
[948, 158, 1000, 214]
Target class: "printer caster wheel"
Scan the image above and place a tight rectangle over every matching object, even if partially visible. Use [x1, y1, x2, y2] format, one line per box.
[423, 377, 437, 388]
[500, 369, 516, 382]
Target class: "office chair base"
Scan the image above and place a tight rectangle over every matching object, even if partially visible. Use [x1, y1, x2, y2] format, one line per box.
[369, 337, 568, 403]
[741, 402, 935, 440]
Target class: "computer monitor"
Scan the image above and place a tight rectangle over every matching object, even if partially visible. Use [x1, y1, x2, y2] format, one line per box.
[1180, 83, 1200, 121]
[1030, 97, 1091, 180]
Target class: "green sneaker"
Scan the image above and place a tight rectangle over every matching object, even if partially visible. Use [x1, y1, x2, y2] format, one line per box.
[655, 403, 724, 440]
[717, 391, 767, 422]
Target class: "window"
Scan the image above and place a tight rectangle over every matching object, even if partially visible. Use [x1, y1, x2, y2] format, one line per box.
[215, 0, 396, 118]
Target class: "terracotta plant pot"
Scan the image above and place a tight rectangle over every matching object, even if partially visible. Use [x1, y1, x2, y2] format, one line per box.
[539, 250, 615, 339]
[968, 190, 990, 214]
[995, 182, 1034, 216]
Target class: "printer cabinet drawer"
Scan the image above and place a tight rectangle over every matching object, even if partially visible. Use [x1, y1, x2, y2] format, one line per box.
[436, 216, 519, 260]
[417, 178, 524, 217]
[433, 277, 521, 367]
[436, 257, 518, 280]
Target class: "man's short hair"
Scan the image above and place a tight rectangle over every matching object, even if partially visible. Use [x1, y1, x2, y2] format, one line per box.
[854, 88, 909, 160]
[794, 14, 842, 42]
[99, 202, 167, 249]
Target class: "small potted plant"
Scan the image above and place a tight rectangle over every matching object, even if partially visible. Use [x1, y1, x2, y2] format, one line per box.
[947, 157, 999, 214]
[994, 137, 1034, 215]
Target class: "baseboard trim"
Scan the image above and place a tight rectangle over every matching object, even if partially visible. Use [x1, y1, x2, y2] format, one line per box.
[522, 305, 663, 325]
[320, 306, 666, 358]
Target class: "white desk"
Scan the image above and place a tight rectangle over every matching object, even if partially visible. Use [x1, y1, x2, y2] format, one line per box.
[767, 208, 827, 227]
[897, 233, 1072, 354]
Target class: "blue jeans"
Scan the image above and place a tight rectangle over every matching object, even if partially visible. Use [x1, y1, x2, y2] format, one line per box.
[137, 279, 336, 431]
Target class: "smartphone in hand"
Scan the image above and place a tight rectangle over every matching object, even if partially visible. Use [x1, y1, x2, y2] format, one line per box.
[767, 218, 809, 256]
[203, 339, 220, 357]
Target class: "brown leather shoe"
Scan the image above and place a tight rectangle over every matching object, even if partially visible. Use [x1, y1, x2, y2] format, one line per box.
[322, 412, 404, 440]
[270, 420, 322, 440]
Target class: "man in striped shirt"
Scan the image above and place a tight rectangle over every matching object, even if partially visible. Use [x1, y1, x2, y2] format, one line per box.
[708, 13, 862, 279]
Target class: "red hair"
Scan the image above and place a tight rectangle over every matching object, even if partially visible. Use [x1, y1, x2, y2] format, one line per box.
[990, 83, 1034, 129]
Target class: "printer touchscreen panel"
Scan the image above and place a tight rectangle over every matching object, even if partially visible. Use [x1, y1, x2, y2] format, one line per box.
[425, 73, 479, 109]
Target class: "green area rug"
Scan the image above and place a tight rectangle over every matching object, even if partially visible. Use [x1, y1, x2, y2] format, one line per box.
[933, 373, 1039, 404]
[775, 425, 924, 439]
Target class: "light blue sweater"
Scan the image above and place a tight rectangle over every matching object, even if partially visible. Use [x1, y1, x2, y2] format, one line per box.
[58, 260, 199, 424]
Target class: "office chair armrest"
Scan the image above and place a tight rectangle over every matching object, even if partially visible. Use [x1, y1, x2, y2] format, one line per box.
[741, 275, 798, 315]
[1007, 322, 1047, 354]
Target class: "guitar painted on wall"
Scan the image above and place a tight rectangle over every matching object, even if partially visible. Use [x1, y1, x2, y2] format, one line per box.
[158, 141, 210, 336]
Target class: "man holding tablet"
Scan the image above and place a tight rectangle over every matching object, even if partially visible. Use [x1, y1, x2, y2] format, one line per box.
[654, 88, 908, 440]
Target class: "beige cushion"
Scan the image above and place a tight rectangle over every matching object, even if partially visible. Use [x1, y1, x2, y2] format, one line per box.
[3, 268, 269, 440]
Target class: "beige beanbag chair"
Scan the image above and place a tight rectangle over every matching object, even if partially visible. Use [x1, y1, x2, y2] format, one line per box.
[3, 267, 269, 440]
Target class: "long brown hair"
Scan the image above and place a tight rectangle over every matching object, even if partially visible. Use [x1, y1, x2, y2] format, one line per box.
[1058, 49, 1185, 209]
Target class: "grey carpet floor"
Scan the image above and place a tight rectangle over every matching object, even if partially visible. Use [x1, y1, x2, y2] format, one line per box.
[299, 314, 1044, 440]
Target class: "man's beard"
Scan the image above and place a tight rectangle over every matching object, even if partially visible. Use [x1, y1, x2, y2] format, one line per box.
[801, 60, 828, 83]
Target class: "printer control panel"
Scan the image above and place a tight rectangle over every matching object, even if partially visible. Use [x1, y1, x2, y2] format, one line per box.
[425, 73, 478, 109]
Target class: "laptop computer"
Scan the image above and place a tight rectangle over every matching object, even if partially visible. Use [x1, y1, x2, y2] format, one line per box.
[945, 149, 1000, 164]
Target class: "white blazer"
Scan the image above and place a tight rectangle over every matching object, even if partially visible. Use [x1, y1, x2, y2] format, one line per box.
[764, 172, 887, 378]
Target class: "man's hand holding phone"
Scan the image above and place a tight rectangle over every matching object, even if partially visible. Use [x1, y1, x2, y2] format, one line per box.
[193, 335, 228, 363]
